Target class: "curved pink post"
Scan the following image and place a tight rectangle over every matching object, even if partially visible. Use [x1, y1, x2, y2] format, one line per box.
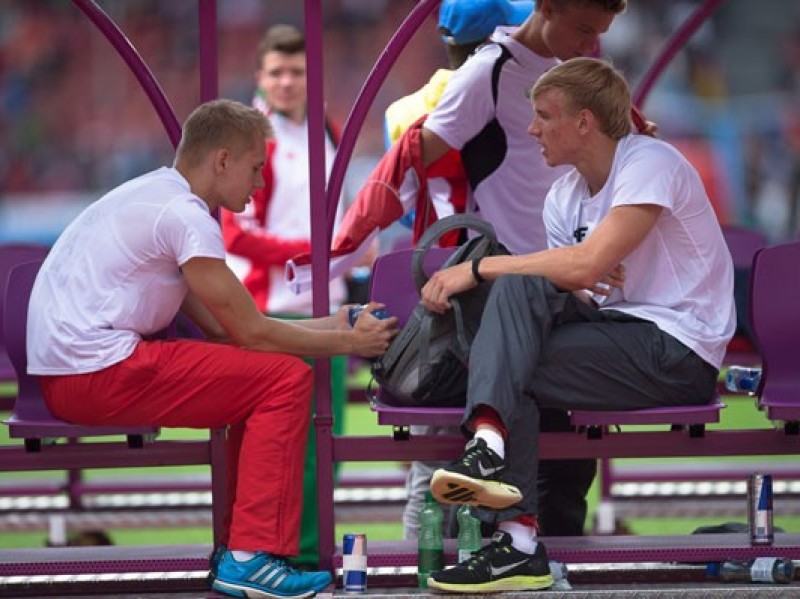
[304, 0, 338, 570]
[71, 0, 181, 149]
[324, 0, 441, 233]
[305, 0, 330, 318]
[633, 0, 727, 107]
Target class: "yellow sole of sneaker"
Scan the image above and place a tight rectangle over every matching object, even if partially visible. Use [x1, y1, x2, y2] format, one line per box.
[427, 573, 553, 593]
[430, 470, 523, 509]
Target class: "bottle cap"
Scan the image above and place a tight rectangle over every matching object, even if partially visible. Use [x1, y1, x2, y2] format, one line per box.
[424, 490, 434, 502]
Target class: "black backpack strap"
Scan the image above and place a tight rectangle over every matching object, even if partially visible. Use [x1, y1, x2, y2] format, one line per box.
[411, 214, 499, 291]
[491, 43, 513, 106]
[461, 43, 514, 191]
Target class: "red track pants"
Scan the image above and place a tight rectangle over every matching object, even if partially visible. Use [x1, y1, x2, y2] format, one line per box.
[39, 339, 314, 555]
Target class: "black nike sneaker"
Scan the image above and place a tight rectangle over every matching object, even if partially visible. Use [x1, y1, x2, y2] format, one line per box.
[430, 438, 522, 509]
[427, 531, 553, 593]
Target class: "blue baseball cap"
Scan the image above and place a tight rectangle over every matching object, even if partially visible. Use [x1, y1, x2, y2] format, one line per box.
[438, 0, 535, 45]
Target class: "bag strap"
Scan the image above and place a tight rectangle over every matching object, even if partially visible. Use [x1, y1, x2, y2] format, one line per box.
[411, 214, 498, 291]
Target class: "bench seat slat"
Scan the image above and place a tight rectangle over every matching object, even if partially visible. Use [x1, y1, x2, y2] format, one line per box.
[371, 398, 726, 428]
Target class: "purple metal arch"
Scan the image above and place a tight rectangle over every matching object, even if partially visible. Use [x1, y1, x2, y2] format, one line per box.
[310, 0, 441, 571]
[71, 0, 181, 149]
[69, 0, 227, 549]
[633, 0, 727, 107]
[303, 0, 338, 572]
[324, 0, 441, 234]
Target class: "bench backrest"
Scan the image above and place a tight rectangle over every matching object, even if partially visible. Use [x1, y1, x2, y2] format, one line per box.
[4, 259, 158, 438]
[721, 224, 767, 268]
[749, 240, 800, 418]
[368, 246, 455, 326]
[0, 244, 50, 381]
[4, 260, 47, 420]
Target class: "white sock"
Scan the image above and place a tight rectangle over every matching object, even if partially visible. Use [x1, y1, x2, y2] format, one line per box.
[475, 429, 505, 459]
[499, 520, 537, 555]
[232, 550, 257, 562]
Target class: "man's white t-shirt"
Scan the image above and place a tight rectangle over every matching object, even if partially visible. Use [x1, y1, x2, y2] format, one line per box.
[27, 167, 225, 375]
[543, 135, 736, 369]
[424, 27, 568, 255]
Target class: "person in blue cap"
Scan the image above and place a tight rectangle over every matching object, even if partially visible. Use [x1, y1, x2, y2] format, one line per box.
[378, 0, 538, 542]
[385, 0, 535, 150]
[336, 0, 630, 548]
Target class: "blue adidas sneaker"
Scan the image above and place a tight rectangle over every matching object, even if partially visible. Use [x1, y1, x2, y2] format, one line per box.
[207, 543, 227, 583]
[212, 550, 332, 598]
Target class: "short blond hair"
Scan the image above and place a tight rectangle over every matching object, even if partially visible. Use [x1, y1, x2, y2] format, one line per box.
[532, 57, 632, 140]
[176, 99, 271, 166]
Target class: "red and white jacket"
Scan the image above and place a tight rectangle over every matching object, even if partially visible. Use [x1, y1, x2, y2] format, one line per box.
[222, 110, 345, 314]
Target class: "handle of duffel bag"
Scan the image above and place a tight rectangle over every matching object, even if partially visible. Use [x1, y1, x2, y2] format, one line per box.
[411, 214, 499, 292]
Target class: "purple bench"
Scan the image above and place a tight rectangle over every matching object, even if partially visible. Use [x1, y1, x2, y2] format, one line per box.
[3, 259, 159, 451]
[368, 247, 726, 440]
[1, 259, 228, 542]
[718, 224, 767, 370]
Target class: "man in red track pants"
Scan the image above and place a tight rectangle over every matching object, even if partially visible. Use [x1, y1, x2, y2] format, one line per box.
[27, 99, 398, 599]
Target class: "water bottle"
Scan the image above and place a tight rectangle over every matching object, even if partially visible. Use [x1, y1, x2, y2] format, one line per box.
[456, 505, 482, 563]
[707, 557, 795, 584]
[348, 304, 390, 327]
[549, 560, 571, 591]
[725, 365, 762, 394]
[417, 491, 444, 588]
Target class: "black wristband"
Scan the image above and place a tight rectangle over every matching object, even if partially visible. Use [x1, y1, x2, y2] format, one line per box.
[471, 257, 486, 284]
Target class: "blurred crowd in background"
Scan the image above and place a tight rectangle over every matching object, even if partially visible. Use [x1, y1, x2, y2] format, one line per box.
[1, 0, 799, 243]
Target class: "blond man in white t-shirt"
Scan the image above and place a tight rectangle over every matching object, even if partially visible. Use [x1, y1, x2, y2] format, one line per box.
[419, 58, 735, 594]
[27, 99, 397, 599]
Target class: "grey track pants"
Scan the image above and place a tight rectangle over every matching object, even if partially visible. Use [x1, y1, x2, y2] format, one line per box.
[466, 275, 718, 522]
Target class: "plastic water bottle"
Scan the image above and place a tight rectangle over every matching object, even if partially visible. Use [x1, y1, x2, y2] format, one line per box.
[725, 365, 762, 394]
[549, 560, 571, 591]
[707, 557, 795, 584]
[417, 491, 444, 588]
[348, 304, 390, 327]
[456, 505, 482, 563]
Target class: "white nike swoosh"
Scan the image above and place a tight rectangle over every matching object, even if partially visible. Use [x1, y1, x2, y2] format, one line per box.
[478, 463, 502, 477]
[490, 559, 529, 577]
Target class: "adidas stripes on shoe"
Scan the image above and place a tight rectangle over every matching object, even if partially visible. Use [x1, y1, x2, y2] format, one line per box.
[430, 437, 523, 509]
[212, 550, 332, 599]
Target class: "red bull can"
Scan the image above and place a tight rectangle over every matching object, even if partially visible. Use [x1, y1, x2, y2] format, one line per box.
[342, 533, 367, 592]
[748, 473, 774, 545]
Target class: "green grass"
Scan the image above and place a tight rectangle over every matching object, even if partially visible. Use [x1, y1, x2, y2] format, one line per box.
[1, 380, 797, 548]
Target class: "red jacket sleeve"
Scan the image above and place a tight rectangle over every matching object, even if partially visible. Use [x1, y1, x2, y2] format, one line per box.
[332, 117, 428, 253]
